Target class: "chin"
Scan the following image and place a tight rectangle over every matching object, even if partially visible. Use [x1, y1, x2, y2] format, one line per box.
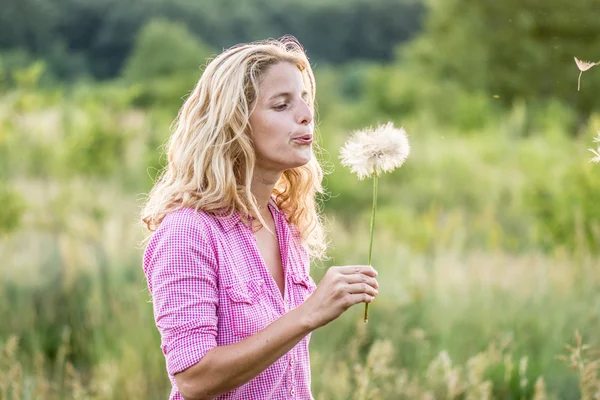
[293, 151, 312, 167]
[285, 160, 311, 170]
[281, 155, 311, 171]
[261, 148, 312, 172]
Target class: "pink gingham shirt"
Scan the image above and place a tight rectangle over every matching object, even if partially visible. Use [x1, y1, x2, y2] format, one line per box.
[143, 200, 317, 399]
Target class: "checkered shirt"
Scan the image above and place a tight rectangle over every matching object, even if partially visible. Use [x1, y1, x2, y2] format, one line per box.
[143, 201, 317, 399]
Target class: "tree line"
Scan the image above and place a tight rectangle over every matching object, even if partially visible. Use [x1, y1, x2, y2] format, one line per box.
[0, 0, 424, 80]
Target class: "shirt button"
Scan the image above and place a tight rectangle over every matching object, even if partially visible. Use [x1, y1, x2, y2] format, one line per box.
[290, 388, 295, 396]
[290, 359, 295, 366]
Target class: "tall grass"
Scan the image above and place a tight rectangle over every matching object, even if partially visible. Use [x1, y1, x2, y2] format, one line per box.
[1, 78, 600, 399]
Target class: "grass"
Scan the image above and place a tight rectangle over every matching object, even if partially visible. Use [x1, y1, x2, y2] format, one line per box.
[1, 81, 600, 399]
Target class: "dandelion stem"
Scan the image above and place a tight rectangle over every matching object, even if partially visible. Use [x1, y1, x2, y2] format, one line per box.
[364, 173, 378, 323]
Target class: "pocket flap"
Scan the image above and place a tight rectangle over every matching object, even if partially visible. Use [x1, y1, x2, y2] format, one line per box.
[225, 279, 265, 304]
[291, 272, 316, 289]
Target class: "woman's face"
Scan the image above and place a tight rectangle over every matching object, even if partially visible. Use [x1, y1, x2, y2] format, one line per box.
[249, 62, 314, 175]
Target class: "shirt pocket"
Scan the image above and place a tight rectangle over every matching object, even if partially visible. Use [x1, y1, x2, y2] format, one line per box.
[225, 279, 272, 338]
[290, 272, 317, 308]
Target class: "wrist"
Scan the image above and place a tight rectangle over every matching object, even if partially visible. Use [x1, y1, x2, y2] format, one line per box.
[294, 303, 318, 333]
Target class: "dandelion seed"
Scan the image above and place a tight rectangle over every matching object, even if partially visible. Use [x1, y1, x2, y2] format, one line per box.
[339, 121, 410, 323]
[574, 57, 600, 91]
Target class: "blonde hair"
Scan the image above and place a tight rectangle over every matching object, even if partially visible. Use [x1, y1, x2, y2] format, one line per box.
[141, 36, 328, 260]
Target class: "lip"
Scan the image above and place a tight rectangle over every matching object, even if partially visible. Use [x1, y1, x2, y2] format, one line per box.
[292, 134, 313, 144]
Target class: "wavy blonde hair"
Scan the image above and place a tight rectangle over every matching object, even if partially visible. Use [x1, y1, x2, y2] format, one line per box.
[141, 36, 328, 260]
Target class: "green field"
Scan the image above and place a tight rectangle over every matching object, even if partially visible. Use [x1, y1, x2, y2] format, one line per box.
[2, 67, 599, 398]
[2, 0, 600, 398]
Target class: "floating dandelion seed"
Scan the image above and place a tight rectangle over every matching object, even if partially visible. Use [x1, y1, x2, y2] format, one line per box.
[574, 57, 600, 91]
[339, 121, 410, 323]
[589, 131, 600, 163]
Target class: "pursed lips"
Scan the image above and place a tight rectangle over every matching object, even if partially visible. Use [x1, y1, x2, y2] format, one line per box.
[291, 134, 313, 145]
[291, 133, 313, 141]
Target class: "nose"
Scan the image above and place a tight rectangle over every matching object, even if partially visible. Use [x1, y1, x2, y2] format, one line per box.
[297, 99, 313, 126]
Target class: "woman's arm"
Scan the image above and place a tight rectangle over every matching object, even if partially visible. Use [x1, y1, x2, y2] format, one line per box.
[175, 265, 379, 400]
[175, 303, 310, 400]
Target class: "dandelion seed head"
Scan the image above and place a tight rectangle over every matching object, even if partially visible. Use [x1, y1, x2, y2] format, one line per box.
[339, 122, 410, 180]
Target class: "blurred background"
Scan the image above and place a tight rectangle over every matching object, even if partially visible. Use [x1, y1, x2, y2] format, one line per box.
[1, 0, 600, 398]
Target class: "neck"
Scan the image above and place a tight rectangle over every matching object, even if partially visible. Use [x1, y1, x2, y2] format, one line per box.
[251, 167, 282, 216]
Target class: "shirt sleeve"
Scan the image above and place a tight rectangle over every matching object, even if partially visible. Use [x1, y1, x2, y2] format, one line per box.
[143, 210, 219, 376]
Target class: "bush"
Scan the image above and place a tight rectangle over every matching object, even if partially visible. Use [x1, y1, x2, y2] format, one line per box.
[121, 18, 214, 83]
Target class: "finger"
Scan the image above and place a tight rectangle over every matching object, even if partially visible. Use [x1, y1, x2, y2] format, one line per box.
[345, 293, 375, 308]
[342, 274, 379, 290]
[346, 282, 379, 297]
[338, 265, 378, 277]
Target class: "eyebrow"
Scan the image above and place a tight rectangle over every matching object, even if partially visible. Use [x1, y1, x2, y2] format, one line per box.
[268, 91, 309, 101]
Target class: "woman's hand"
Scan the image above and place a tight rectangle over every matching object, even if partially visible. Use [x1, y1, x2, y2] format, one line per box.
[299, 265, 379, 330]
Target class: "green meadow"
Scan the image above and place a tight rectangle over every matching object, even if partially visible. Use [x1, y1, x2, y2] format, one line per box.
[2, 0, 600, 398]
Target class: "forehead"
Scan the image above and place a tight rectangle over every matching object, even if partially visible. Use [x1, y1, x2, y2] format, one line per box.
[258, 62, 306, 96]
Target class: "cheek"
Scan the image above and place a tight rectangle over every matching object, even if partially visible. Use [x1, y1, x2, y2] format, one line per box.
[263, 113, 289, 132]
[250, 126, 277, 159]
[255, 116, 289, 146]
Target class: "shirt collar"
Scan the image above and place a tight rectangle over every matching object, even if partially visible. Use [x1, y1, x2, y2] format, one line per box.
[215, 197, 281, 233]
[214, 209, 242, 232]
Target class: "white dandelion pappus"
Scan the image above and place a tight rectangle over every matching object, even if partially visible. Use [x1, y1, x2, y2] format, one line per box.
[339, 122, 410, 180]
[574, 57, 599, 73]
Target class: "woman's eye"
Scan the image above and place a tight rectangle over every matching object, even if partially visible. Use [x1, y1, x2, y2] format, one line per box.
[274, 103, 288, 111]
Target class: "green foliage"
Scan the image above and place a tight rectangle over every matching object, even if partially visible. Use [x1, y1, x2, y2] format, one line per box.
[2, 273, 98, 367]
[362, 64, 502, 132]
[2, 7, 600, 396]
[0, 0, 424, 81]
[400, 0, 600, 118]
[528, 159, 600, 253]
[0, 186, 25, 235]
[121, 19, 213, 82]
[63, 121, 128, 178]
[12, 61, 47, 89]
[0, 49, 35, 87]
[2, 81, 600, 398]
[120, 19, 214, 109]
[0, 0, 58, 52]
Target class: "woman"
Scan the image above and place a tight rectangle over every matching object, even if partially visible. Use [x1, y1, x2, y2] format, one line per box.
[141, 36, 379, 400]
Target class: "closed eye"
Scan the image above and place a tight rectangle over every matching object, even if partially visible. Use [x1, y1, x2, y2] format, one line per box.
[273, 103, 288, 111]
